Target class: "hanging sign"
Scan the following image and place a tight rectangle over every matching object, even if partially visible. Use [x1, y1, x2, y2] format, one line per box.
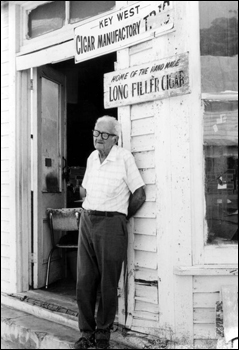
[104, 52, 190, 108]
[74, 1, 174, 64]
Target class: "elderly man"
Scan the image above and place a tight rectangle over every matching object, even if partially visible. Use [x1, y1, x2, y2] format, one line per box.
[75, 116, 146, 349]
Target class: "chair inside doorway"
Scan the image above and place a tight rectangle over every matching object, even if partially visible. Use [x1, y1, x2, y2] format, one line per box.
[45, 207, 82, 289]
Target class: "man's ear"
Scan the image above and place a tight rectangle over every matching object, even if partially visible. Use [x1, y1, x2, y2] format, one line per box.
[113, 136, 118, 144]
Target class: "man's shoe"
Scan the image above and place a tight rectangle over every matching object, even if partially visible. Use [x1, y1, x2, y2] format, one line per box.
[96, 339, 110, 349]
[95, 329, 110, 349]
[74, 335, 95, 349]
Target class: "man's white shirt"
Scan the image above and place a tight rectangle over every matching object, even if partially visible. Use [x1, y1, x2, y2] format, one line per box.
[82, 145, 145, 215]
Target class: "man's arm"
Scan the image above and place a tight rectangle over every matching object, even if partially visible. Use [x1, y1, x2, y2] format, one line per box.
[127, 186, 146, 220]
[80, 186, 86, 200]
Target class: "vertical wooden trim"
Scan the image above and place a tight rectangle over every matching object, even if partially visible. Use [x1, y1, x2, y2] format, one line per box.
[8, 0, 17, 294]
[114, 1, 134, 324]
[17, 69, 31, 292]
[153, 0, 198, 342]
[174, 275, 194, 345]
[189, 2, 205, 266]
[154, 97, 175, 339]
[174, 1, 200, 344]
[32, 67, 41, 288]
[152, 14, 174, 341]
[8, 2, 23, 293]
[62, 74, 67, 205]
[117, 48, 133, 328]
[8, 3, 31, 293]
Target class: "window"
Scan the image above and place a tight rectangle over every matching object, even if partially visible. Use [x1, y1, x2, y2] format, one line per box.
[28, 2, 65, 38]
[27, 1, 116, 39]
[200, 1, 238, 245]
[70, 1, 115, 24]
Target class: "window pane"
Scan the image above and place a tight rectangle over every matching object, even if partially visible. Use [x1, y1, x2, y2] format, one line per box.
[28, 2, 65, 39]
[42, 77, 60, 192]
[200, 1, 238, 245]
[70, 1, 115, 24]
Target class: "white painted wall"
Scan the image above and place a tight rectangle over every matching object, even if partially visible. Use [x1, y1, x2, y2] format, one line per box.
[1, 1, 30, 294]
[1, 2, 11, 293]
[116, 1, 201, 342]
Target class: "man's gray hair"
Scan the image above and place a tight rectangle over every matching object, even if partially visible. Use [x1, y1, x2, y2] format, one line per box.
[95, 116, 121, 137]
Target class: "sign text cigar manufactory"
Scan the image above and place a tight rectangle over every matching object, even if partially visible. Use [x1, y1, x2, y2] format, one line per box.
[74, 1, 174, 63]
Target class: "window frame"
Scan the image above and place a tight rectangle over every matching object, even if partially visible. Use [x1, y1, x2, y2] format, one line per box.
[192, 95, 238, 266]
[192, 1, 238, 265]
[17, 1, 116, 56]
[202, 94, 238, 264]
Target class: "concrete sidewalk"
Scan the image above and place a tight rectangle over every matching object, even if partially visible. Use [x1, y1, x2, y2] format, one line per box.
[1, 304, 135, 349]
[1, 339, 23, 349]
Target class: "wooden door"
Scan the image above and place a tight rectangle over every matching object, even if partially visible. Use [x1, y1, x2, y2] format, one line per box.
[32, 65, 66, 288]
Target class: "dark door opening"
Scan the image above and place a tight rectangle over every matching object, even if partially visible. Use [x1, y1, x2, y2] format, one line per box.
[54, 52, 117, 207]
[42, 52, 117, 296]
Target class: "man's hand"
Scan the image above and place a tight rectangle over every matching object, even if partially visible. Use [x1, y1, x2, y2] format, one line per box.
[80, 186, 86, 201]
[127, 186, 146, 220]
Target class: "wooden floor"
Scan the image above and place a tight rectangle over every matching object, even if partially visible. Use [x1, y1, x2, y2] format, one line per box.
[25, 277, 118, 325]
[42, 277, 77, 300]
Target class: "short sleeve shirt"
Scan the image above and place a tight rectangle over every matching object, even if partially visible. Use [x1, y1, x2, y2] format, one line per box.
[82, 145, 145, 215]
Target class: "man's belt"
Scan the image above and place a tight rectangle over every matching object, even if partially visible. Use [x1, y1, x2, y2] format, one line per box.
[84, 210, 126, 217]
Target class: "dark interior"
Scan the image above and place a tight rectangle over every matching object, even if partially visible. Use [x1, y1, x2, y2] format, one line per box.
[54, 52, 117, 167]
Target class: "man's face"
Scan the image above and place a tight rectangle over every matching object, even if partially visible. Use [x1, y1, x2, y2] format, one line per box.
[93, 121, 116, 155]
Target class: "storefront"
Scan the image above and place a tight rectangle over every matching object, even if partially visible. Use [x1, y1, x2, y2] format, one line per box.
[1, 1, 238, 347]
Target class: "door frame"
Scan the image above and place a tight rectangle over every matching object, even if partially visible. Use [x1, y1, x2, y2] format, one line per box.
[13, 69, 32, 293]
[32, 65, 67, 289]
[14, 64, 68, 292]
[15, 27, 131, 323]
[7, 2, 32, 294]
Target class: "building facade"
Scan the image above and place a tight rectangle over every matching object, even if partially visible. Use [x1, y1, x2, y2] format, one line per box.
[1, 1, 238, 347]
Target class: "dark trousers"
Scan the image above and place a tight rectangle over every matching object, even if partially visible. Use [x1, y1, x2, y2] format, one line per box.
[76, 211, 128, 333]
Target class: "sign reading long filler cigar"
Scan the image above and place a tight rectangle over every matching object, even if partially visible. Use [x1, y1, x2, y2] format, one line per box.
[104, 53, 190, 108]
[74, 1, 174, 63]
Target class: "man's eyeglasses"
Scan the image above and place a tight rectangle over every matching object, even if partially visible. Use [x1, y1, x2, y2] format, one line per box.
[92, 130, 116, 140]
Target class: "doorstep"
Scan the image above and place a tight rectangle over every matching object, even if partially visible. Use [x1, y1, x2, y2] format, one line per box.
[2, 292, 163, 349]
[1, 304, 80, 349]
[1, 304, 138, 349]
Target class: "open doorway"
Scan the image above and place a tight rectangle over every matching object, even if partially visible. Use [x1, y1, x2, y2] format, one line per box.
[41, 52, 117, 297]
[56, 52, 117, 206]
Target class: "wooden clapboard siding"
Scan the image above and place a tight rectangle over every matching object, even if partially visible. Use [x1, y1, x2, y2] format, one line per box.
[134, 202, 157, 218]
[131, 116, 155, 136]
[131, 134, 155, 152]
[1, 2, 11, 293]
[194, 339, 218, 349]
[135, 251, 158, 270]
[134, 234, 157, 253]
[129, 39, 159, 331]
[193, 308, 215, 324]
[133, 150, 155, 169]
[193, 276, 238, 343]
[194, 276, 238, 293]
[194, 292, 220, 308]
[135, 267, 158, 282]
[135, 282, 158, 305]
[129, 40, 154, 67]
[144, 184, 157, 202]
[139, 168, 156, 185]
[194, 324, 217, 340]
[135, 300, 159, 314]
[134, 217, 157, 235]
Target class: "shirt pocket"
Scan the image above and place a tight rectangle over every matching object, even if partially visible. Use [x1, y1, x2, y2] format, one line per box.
[105, 177, 122, 198]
